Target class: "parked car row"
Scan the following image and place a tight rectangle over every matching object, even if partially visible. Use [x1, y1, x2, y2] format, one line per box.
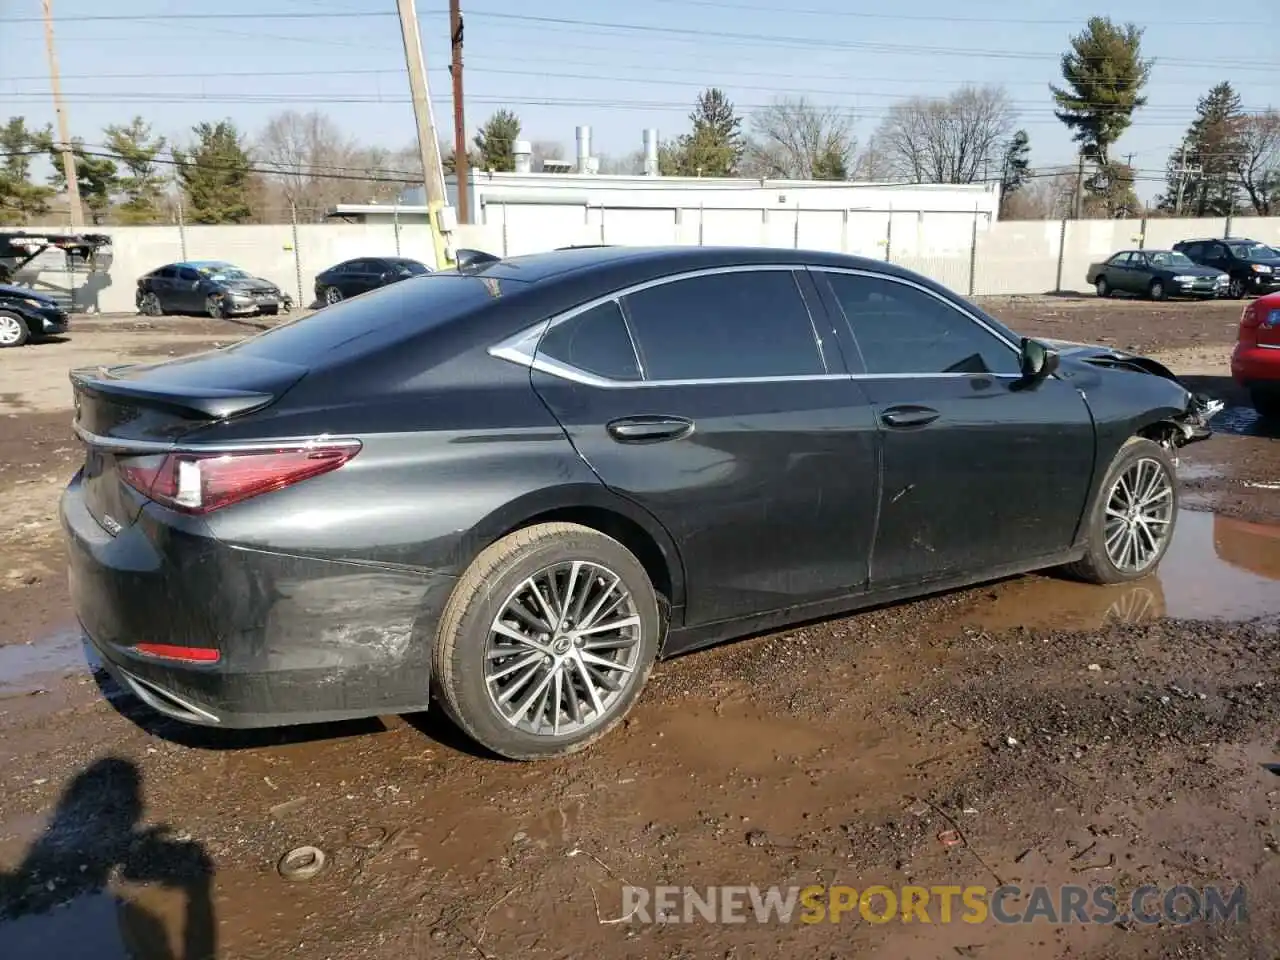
[1088, 237, 1280, 301]
[133, 256, 433, 319]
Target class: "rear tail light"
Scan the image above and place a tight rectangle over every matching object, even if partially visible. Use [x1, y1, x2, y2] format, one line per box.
[120, 442, 360, 514]
[1239, 303, 1259, 345]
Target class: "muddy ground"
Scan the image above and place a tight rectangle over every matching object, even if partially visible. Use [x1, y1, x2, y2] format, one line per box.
[0, 298, 1277, 960]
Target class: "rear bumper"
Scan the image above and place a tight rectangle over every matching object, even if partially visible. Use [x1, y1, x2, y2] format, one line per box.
[1231, 342, 1280, 388]
[61, 472, 456, 728]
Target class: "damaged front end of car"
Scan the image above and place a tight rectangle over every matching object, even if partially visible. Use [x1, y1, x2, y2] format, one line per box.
[1042, 339, 1226, 456]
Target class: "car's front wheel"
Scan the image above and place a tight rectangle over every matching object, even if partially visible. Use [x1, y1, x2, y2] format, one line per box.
[1064, 437, 1177, 585]
[0, 310, 30, 348]
[322, 286, 343, 306]
[138, 291, 163, 317]
[1251, 388, 1280, 421]
[205, 295, 225, 319]
[1095, 277, 1110, 298]
[433, 522, 661, 760]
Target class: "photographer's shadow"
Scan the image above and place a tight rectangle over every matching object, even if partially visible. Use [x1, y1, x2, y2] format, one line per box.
[0, 757, 215, 960]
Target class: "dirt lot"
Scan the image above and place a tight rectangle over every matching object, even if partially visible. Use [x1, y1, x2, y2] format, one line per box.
[0, 298, 1277, 960]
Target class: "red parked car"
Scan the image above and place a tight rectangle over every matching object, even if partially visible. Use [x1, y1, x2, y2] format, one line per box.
[1232, 291, 1280, 420]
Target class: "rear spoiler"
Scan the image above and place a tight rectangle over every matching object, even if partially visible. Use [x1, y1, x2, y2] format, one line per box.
[70, 367, 275, 420]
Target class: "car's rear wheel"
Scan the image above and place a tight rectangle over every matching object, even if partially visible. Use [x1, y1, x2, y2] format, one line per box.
[1063, 437, 1177, 585]
[0, 310, 30, 348]
[1148, 279, 1166, 301]
[1251, 388, 1280, 421]
[433, 522, 661, 760]
[138, 291, 163, 317]
[323, 286, 343, 306]
[1095, 278, 1110, 298]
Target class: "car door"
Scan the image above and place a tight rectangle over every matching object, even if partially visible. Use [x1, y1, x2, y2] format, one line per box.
[1101, 252, 1132, 290]
[148, 266, 178, 309]
[349, 259, 383, 295]
[1125, 252, 1152, 293]
[526, 265, 880, 627]
[811, 267, 1096, 589]
[173, 266, 204, 312]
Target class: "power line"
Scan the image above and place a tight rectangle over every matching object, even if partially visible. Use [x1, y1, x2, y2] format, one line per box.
[2, 8, 1272, 71]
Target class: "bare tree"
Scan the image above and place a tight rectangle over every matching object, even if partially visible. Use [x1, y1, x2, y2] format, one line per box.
[744, 97, 855, 180]
[1001, 171, 1076, 219]
[852, 135, 894, 181]
[597, 151, 645, 175]
[255, 110, 366, 219]
[874, 86, 1016, 184]
[1235, 109, 1280, 215]
[530, 140, 565, 171]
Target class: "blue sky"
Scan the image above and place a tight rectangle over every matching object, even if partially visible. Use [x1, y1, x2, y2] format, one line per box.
[3, 0, 1277, 200]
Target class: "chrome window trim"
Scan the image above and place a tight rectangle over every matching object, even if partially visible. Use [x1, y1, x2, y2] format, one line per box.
[488, 263, 836, 388]
[487, 262, 1030, 387]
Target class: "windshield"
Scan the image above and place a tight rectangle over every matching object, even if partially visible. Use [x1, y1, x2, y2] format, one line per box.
[198, 265, 251, 280]
[1226, 242, 1280, 262]
[391, 260, 430, 275]
[1147, 251, 1194, 267]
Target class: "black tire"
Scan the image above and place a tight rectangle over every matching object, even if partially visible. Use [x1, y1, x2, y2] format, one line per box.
[205, 295, 225, 320]
[433, 522, 661, 761]
[138, 291, 163, 317]
[0, 309, 30, 348]
[1251, 388, 1280, 421]
[1062, 437, 1178, 585]
[1095, 278, 1110, 298]
[322, 286, 343, 306]
[1148, 279, 1166, 301]
[1228, 277, 1245, 299]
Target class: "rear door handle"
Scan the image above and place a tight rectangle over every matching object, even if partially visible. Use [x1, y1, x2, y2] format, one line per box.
[880, 405, 940, 428]
[606, 416, 694, 444]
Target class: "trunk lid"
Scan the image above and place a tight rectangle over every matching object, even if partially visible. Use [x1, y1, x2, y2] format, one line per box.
[1256, 301, 1280, 349]
[71, 351, 308, 533]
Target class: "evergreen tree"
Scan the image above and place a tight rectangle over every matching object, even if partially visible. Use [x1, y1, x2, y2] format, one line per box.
[34, 131, 119, 225]
[1051, 17, 1152, 212]
[473, 110, 521, 172]
[0, 117, 55, 224]
[1159, 82, 1245, 216]
[666, 88, 745, 177]
[104, 116, 168, 224]
[999, 130, 1031, 212]
[172, 121, 254, 224]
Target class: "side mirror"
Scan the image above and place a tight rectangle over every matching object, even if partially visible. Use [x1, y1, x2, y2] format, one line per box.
[1019, 337, 1060, 382]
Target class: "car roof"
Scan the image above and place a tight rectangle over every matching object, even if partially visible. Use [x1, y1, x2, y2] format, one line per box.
[460, 245, 912, 284]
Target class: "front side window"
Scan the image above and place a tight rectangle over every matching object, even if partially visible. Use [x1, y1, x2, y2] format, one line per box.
[1108, 252, 1132, 265]
[621, 270, 825, 381]
[823, 272, 1019, 377]
[176, 267, 199, 282]
[536, 300, 641, 382]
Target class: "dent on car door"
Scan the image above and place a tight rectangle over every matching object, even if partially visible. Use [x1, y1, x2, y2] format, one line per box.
[525, 266, 879, 627]
[813, 269, 1095, 587]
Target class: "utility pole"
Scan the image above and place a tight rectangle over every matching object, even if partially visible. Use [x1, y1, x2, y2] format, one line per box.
[41, 0, 83, 228]
[395, 0, 453, 268]
[449, 0, 469, 224]
[1074, 151, 1085, 219]
[1172, 142, 1201, 217]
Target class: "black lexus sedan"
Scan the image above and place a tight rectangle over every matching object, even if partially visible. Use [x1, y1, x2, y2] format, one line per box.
[313, 256, 431, 306]
[62, 246, 1219, 760]
[0, 283, 69, 347]
[136, 261, 293, 319]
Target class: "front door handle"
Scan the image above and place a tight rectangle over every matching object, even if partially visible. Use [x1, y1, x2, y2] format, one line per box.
[880, 405, 940, 428]
[606, 416, 694, 444]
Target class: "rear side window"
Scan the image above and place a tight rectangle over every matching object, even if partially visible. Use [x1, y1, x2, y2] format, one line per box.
[823, 273, 1019, 377]
[536, 301, 641, 381]
[622, 270, 824, 381]
[230, 273, 519, 365]
[155, 266, 176, 279]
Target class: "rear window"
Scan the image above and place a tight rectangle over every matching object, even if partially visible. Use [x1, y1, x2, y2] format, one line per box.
[228, 273, 522, 365]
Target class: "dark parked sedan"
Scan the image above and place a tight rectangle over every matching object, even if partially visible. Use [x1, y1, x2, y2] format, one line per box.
[1086, 249, 1227, 300]
[136, 261, 293, 319]
[314, 256, 431, 306]
[62, 246, 1219, 760]
[0, 283, 69, 347]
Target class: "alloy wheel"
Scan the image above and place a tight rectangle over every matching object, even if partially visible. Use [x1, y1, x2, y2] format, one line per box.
[140, 292, 161, 316]
[1229, 278, 1244, 298]
[0, 314, 23, 346]
[485, 560, 643, 737]
[206, 295, 224, 319]
[1103, 457, 1174, 573]
[324, 286, 343, 305]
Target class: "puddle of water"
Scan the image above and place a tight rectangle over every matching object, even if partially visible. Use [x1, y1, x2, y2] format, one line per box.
[957, 509, 1280, 633]
[0, 892, 134, 960]
[1210, 404, 1280, 440]
[0, 628, 92, 698]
